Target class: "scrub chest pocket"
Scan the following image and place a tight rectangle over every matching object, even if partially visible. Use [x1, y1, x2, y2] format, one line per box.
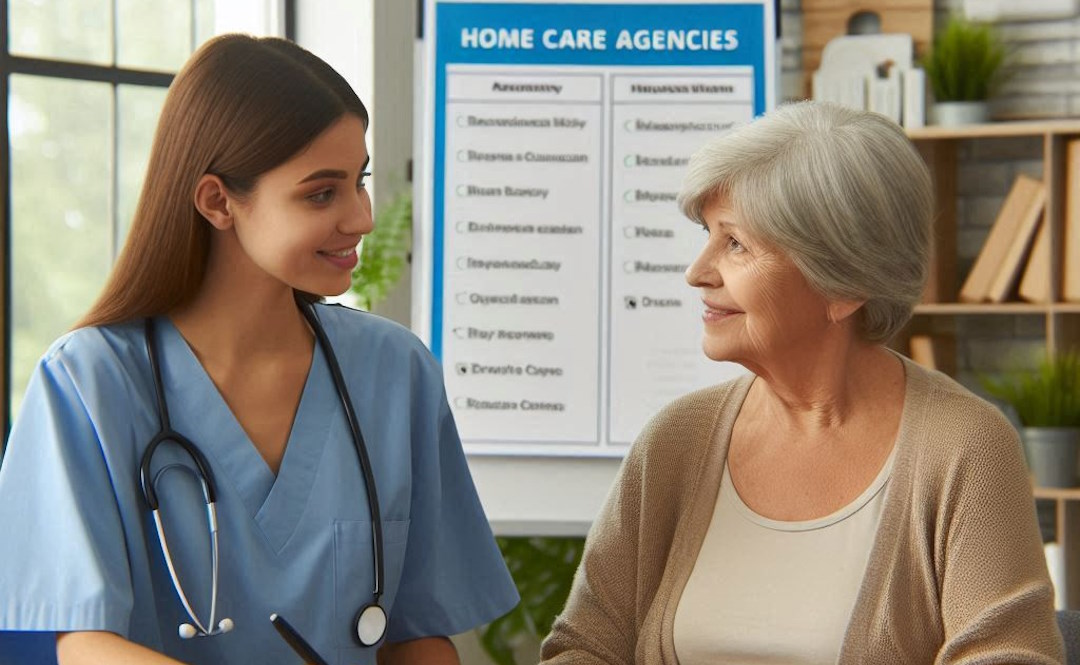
[334, 519, 410, 652]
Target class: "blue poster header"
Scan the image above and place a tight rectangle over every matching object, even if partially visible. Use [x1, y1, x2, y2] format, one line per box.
[437, 3, 765, 67]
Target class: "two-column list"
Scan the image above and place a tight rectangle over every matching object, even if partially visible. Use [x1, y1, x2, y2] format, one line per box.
[442, 70, 603, 444]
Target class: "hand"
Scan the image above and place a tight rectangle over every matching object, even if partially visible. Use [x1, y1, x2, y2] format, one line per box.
[377, 636, 459, 665]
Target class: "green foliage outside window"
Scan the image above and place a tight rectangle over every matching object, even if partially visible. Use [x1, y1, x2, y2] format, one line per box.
[7, 0, 206, 419]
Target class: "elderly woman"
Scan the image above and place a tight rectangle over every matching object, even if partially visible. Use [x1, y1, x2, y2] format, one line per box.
[540, 101, 1063, 664]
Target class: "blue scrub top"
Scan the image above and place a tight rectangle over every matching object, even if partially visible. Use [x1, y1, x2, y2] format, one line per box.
[0, 304, 518, 665]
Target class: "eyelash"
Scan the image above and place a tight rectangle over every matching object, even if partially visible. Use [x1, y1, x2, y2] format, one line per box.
[699, 223, 745, 253]
[306, 171, 372, 205]
[308, 189, 334, 204]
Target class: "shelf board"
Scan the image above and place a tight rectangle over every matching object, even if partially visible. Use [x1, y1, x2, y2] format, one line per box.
[913, 302, 1080, 315]
[914, 302, 1050, 314]
[1033, 485, 1080, 501]
[908, 118, 1080, 140]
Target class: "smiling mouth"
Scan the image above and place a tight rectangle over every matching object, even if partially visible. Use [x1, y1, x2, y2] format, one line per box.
[319, 248, 355, 257]
[703, 301, 741, 315]
[702, 301, 744, 323]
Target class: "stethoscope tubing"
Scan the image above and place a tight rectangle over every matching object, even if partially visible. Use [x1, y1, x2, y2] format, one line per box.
[139, 303, 385, 643]
[150, 505, 222, 636]
[300, 304, 384, 600]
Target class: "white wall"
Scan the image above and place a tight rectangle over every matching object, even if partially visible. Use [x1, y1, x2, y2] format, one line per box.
[297, 0, 375, 128]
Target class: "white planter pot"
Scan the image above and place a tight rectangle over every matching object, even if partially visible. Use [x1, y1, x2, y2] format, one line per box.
[932, 101, 990, 126]
[1023, 427, 1080, 488]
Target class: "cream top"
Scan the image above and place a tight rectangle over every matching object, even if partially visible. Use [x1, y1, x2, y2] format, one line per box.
[673, 443, 898, 665]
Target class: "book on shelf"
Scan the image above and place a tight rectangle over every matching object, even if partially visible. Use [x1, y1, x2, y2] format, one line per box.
[867, 70, 901, 124]
[908, 335, 937, 370]
[1065, 139, 1080, 302]
[1019, 216, 1051, 303]
[901, 68, 925, 129]
[987, 204, 1044, 303]
[958, 174, 1046, 303]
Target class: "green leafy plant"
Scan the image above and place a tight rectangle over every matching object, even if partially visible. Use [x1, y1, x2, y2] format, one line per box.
[350, 188, 412, 311]
[921, 15, 1008, 102]
[477, 537, 585, 665]
[981, 350, 1080, 427]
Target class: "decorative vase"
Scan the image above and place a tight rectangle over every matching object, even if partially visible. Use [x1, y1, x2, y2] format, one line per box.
[1023, 427, 1080, 488]
[932, 101, 990, 126]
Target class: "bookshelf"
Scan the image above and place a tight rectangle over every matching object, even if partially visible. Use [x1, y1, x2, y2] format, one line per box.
[903, 119, 1080, 377]
[907, 119, 1080, 608]
[1033, 485, 1080, 609]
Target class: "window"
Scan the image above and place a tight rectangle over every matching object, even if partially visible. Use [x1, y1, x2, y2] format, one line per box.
[2, 0, 292, 434]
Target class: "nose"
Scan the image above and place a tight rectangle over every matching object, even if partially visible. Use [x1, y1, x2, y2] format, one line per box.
[685, 239, 721, 288]
[341, 187, 374, 236]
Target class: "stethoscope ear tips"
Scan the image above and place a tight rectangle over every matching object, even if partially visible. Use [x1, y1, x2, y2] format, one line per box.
[178, 618, 234, 639]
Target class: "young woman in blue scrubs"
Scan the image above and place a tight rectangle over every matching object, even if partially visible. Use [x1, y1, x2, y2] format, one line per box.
[0, 35, 518, 664]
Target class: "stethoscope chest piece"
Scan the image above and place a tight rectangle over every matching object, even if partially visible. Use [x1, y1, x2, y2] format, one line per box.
[354, 602, 387, 647]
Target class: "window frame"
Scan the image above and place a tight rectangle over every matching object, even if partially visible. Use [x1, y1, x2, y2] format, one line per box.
[0, 0, 296, 441]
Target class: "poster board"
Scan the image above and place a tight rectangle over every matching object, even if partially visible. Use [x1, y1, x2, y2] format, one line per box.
[416, 0, 776, 463]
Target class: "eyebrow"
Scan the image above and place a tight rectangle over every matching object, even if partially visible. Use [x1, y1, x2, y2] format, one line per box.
[298, 169, 347, 184]
[701, 219, 738, 230]
[296, 157, 371, 185]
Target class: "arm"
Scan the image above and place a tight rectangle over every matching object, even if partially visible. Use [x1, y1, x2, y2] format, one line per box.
[936, 417, 1064, 663]
[377, 636, 458, 665]
[0, 354, 136, 640]
[57, 632, 188, 665]
[382, 356, 518, 642]
[539, 446, 645, 665]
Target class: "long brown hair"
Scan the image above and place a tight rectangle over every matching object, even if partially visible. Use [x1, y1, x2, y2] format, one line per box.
[75, 34, 368, 329]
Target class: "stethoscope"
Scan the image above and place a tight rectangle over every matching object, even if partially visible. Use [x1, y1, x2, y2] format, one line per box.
[138, 303, 388, 647]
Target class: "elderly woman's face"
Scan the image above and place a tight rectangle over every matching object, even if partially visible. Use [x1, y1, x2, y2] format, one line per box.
[685, 196, 833, 370]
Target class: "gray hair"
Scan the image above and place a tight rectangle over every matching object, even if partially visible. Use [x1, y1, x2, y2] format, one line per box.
[677, 100, 933, 343]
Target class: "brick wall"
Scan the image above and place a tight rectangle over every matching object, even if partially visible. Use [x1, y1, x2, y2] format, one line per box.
[778, 0, 1075, 388]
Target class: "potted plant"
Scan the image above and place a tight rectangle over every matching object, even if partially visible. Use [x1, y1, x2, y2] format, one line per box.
[920, 15, 1008, 126]
[981, 351, 1080, 487]
[476, 537, 584, 665]
[350, 187, 412, 311]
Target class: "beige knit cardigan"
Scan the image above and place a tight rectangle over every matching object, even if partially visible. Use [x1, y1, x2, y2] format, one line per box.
[540, 356, 1064, 664]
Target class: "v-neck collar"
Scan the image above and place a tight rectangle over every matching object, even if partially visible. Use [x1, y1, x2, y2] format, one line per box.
[153, 316, 335, 552]
[657, 355, 919, 663]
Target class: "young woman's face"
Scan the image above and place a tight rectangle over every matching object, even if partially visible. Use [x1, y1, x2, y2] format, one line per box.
[684, 196, 832, 370]
[230, 114, 372, 297]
